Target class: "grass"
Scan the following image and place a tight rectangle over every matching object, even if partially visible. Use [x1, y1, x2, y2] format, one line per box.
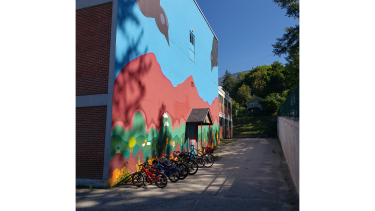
[233, 116, 277, 135]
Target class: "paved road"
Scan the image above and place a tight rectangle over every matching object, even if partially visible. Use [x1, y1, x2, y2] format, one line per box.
[76, 138, 299, 210]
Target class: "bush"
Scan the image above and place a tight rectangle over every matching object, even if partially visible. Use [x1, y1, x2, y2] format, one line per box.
[239, 107, 247, 115]
[109, 167, 133, 187]
[259, 93, 285, 115]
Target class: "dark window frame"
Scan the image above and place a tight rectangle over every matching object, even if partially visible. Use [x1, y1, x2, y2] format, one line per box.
[190, 31, 195, 46]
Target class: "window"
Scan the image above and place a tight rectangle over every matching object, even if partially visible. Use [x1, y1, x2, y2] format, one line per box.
[228, 102, 231, 108]
[250, 103, 254, 108]
[190, 32, 195, 45]
[224, 98, 227, 106]
[220, 117, 224, 127]
[229, 121, 231, 129]
[219, 94, 223, 104]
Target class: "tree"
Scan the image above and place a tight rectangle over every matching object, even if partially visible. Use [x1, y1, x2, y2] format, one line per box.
[272, 0, 299, 57]
[272, 0, 299, 90]
[259, 93, 286, 115]
[231, 100, 240, 117]
[222, 70, 236, 96]
[284, 51, 299, 90]
[236, 84, 252, 106]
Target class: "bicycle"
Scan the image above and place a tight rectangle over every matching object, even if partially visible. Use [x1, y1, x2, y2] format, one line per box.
[198, 147, 215, 168]
[172, 150, 199, 175]
[152, 158, 180, 182]
[161, 155, 188, 180]
[190, 144, 215, 168]
[132, 162, 168, 188]
[186, 145, 205, 168]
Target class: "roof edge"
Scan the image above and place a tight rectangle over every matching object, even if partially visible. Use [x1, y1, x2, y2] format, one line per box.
[246, 97, 264, 104]
[193, 0, 219, 42]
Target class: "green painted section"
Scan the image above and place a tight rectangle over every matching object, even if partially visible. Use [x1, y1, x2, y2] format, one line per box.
[110, 112, 220, 161]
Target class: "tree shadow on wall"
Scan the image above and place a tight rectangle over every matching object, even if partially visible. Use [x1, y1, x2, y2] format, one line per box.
[155, 103, 166, 158]
[115, 0, 149, 81]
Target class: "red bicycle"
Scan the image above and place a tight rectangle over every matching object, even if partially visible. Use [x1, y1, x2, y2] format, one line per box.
[132, 162, 168, 188]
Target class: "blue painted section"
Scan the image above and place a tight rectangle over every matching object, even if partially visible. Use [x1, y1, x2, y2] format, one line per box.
[115, 0, 218, 104]
[189, 49, 195, 63]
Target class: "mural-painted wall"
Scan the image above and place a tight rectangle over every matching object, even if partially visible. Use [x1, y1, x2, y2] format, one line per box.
[109, 0, 219, 186]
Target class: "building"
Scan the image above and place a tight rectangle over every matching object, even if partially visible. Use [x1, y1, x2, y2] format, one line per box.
[218, 86, 233, 138]
[76, 0, 219, 187]
[246, 96, 264, 110]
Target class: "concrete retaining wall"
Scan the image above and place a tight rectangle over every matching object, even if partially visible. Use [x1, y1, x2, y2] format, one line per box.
[277, 117, 299, 194]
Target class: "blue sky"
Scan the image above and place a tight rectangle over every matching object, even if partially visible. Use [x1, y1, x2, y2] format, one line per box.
[195, 0, 299, 77]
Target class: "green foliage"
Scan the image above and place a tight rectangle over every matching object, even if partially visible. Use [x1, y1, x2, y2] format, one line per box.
[272, 0, 299, 90]
[272, 0, 299, 55]
[259, 93, 286, 115]
[114, 169, 132, 186]
[222, 70, 236, 95]
[232, 100, 240, 113]
[236, 84, 252, 106]
[239, 107, 247, 115]
[284, 51, 299, 88]
[233, 116, 277, 135]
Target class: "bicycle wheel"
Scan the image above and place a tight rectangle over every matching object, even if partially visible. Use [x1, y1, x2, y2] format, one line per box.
[168, 168, 180, 182]
[177, 163, 188, 180]
[132, 172, 144, 187]
[187, 160, 198, 175]
[155, 173, 168, 188]
[208, 154, 215, 162]
[203, 155, 214, 168]
[196, 157, 205, 168]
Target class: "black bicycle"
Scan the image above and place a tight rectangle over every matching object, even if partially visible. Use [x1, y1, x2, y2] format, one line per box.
[187, 145, 205, 168]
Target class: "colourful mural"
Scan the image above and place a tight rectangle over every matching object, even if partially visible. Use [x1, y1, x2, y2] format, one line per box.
[109, 0, 220, 186]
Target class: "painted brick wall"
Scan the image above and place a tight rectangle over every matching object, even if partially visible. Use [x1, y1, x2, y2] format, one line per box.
[76, 106, 107, 179]
[76, 2, 112, 96]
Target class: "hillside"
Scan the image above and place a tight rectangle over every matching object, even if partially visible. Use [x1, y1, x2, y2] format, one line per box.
[233, 115, 277, 135]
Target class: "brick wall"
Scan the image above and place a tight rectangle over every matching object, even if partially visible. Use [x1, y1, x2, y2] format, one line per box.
[219, 102, 224, 113]
[76, 106, 107, 179]
[76, 2, 112, 96]
[220, 127, 224, 139]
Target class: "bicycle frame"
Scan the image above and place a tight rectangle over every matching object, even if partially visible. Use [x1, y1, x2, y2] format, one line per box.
[141, 165, 161, 182]
[161, 158, 182, 172]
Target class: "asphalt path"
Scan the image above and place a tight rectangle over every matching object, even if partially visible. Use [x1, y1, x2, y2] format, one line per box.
[76, 138, 299, 210]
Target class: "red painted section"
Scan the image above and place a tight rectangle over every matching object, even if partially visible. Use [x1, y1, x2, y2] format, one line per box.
[112, 53, 219, 131]
[108, 153, 127, 178]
